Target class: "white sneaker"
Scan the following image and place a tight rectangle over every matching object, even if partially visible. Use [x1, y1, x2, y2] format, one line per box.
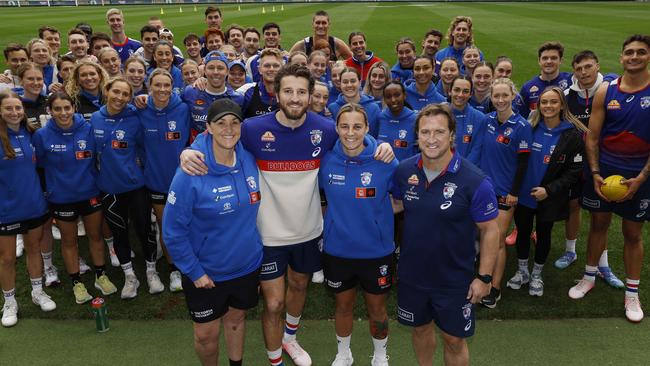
[77, 220, 86, 236]
[506, 269, 530, 290]
[31, 289, 56, 312]
[15, 235, 24, 258]
[169, 270, 183, 292]
[283, 339, 312, 366]
[312, 270, 324, 284]
[108, 245, 120, 267]
[147, 272, 165, 294]
[79, 258, 91, 275]
[121, 275, 140, 299]
[1, 301, 18, 327]
[51, 225, 61, 240]
[569, 278, 595, 299]
[529, 275, 544, 297]
[44, 266, 60, 287]
[625, 296, 644, 323]
[331, 349, 353, 366]
[371, 354, 389, 366]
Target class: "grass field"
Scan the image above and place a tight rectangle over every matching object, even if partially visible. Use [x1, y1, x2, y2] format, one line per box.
[1, 318, 649, 365]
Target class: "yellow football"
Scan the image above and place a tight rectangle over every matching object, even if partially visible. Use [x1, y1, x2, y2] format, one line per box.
[601, 175, 628, 201]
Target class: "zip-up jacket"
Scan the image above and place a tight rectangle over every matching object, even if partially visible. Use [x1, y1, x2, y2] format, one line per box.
[91, 105, 145, 194]
[163, 139, 263, 282]
[319, 135, 398, 259]
[33, 114, 99, 204]
[139, 93, 191, 193]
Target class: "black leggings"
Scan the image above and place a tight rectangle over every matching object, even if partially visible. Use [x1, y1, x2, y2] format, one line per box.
[513, 205, 554, 265]
[102, 187, 157, 264]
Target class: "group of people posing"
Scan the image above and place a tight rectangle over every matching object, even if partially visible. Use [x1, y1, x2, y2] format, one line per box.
[1, 6, 649, 366]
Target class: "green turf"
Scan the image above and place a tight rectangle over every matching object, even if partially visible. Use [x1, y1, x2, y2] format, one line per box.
[1, 2, 650, 322]
[1, 318, 648, 365]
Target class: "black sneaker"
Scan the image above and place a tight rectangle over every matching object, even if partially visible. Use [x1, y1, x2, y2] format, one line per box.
[480, 287, 501, 309]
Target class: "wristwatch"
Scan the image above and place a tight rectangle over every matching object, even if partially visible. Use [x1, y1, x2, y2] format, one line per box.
[476, 273, 492, 284]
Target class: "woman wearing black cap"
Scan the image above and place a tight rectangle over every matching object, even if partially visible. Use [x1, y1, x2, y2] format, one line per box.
[163, 98, 263, 366]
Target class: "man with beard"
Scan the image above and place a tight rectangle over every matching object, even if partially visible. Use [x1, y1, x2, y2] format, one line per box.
[180, 64, 395, 365]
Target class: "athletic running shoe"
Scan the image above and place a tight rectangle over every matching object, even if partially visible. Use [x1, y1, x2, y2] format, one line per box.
[79, 258, 91, 275]
[480, 287, 501, 309]
[31, 289, 56, 312]
[77, 220, 86, 236]
[505, 227, 517, 246]
[121, 275, 140, 299]
[311, 270, 324, 284]
[371, 354, 389, 366]
[554, 252, 577, 269]
[282, 339, 313, 366]
[331, 349, 353, 366]
[94, 274, 117, 295]
[597, 266, 624, 289]
[73, 282, 93, 304]
[147, 272, 165, 294]
[44, 266, 60, 287]
[506, 270, 530, 290]
[108, 245, 120, 267]
[51, 225, 61, 240]
[529, 275, 544, 297]
[169, 271, 183, 292]
[1, 301, 18, 327]
[568, 279, 595, 299]
[625, 296, 644, 323]
[16, 234, 24, 258]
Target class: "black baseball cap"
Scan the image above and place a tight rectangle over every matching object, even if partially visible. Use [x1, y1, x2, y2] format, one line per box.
[207, 98, 243, 124]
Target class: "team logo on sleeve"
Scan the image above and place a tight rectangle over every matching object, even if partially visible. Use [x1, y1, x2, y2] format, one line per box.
[246, 176, 257, 190]
[408, 174, 419, 185]
[168, 121, 177, 131]
[443, 182, 457, 199]
[607, 100, 621, 110]
[261, 131, 275, 142]
[641, 96, 650, 109]
[310, 129, 322, 146]
[361, 172, 372, 186]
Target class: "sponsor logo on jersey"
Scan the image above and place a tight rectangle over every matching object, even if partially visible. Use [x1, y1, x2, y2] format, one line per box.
[543, 155, 551, 164]
[217, 185, 232, 193]
[261, 131, 275, 142]
[394, 139, 408, 148]
[408, 174, 419, 186]
[529, 85, 539, 93]
[192, 309, 214, 318]
[398, 129, 407, 139]
[115, 130, 126, 140]
[379, 265, 388, 276]
[361, 172, 372, 186]
[249, 191, 260, 204]
[462, 135, 472, 143]
[496, 135, 511, 145]
[504, 127, 513, 136]
[166, 132, 181, 140]
[574, 153, 583, 163]
[246, 176, 257, 190]
[195, 99, 205, 106]
[377, 276, 388, 286]
[75, 150, 92, 160]
[310, 129, 322, 146]
[464, 320, 472, 332]
[519, 140, 529, 150]
[77, 140, 87, 150]
[328, 173, 346, 185]
[312, 147, 321, 157]
[607, 99, 621, 110]
[355, 187, 376, 199]
[443, 182, 457, 199]
[641, 96, 650, 109]
[626, 95, 635, 103]
[440, 200, 452, 210]
[168, 121, 177, 131]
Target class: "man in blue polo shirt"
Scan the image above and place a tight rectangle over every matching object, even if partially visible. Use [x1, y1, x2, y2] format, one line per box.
[393, 104, 500, 364]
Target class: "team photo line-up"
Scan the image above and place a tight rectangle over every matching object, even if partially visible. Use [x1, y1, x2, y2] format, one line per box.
[1, 5, 649, 365]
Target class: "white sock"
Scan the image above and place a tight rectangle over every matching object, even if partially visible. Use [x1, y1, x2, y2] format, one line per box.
[626, 278, 640, 298]
[267, 348, 283, 366]
[372, 336, 388, 358]
[283, 313, 301, 343]
[336, 334, 351, 355]
[598, 250, 609, 268]
[565, 239, 577, 253]
[30, 277, 43, 292]
[121, 262, 135, 277]
[41, 251, 53, 268]
[3, 288, 16, 304]
[145, 260, 157, 274]
[584, 265, 598, 282]
[517, 259, 529, 273]
[532, 263, 544, 277]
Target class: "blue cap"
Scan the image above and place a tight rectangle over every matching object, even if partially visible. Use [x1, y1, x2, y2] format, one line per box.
[204, 51, 228, 66]
[228, 59, 246, 71]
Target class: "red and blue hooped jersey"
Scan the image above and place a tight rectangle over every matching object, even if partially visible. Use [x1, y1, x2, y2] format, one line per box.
[599, 78, 650, 171]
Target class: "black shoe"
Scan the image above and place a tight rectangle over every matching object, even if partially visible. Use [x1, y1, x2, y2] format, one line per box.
[480, 287, 501, 309]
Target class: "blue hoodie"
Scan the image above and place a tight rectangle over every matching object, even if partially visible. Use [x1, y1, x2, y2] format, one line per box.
[405, 82, 446, 113]
[0, 126, 48, 223]
[377, 106, 417, 162]
[319, 135, 398, 259]
[453, 104, 487, 165]
[519, 120, 574, 209]
[163, 138, 263, 282]
[139, 93, 191, 193]
[91, 105, 145, 194]
[148, 65, 185, 95]
[328, 94, 381, 138]
[33, 114, 100, 204]
[390, 62, 413, 83]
